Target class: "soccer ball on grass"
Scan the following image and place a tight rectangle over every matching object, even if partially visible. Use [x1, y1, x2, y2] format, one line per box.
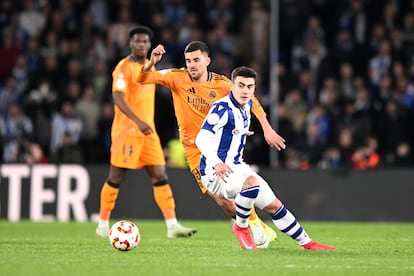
[109, 220, 140, 251]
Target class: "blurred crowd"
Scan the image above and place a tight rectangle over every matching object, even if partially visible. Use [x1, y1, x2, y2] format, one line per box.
[0, 0, 413, 169]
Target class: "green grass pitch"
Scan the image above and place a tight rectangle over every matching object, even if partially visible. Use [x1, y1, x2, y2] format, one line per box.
[0, 220, 413, 276]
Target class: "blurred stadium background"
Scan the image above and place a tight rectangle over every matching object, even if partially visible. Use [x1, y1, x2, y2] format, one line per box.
[1, 0, 413, 169]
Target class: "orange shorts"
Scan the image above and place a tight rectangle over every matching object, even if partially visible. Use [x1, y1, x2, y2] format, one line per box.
[184, 145, 208, 194]
[111, 132, 165, 169]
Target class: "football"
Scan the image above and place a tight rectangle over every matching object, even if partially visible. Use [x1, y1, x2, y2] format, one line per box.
[109, 220, 140, 251]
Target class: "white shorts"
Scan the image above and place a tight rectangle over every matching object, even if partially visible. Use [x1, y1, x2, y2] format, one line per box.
[201, 164, 276, 209]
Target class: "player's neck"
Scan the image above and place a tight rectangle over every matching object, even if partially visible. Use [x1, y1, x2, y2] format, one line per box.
[130, 54, 146, 64]
[192, 71, 209, 83]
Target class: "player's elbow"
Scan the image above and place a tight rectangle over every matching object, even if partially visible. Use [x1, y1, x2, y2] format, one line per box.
[195, 131, 207, 151]
[195, 133, 202, 149]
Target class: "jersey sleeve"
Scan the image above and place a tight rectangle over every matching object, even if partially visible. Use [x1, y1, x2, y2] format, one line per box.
[196, 102, 229, 166]
[251, 95, 266, 118]
[136, 67, 177, 89]
[200, 102, 229, 134]
[196, 129, 223, 166]
[112, 62, 131, 93]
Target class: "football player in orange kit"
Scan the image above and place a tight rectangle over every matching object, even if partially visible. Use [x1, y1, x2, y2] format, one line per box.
[137, 41, 286, 248]
[95, 26, 196, 239]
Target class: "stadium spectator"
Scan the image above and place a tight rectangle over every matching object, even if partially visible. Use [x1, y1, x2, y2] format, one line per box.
[295, 69, 317, 107]
[0, 28, 22, 82]
[163, 0, 188, 28]
[74, 85, 101, 163]
[368, 39, 392, 89]
[0, 76, 22, 114]
[351, 135, 380, 170]
[0, 102, 33, 163]
[18, 0, 45, 38]
[296, 120, 326, 169]
[24, 78, 57, 156]
[49, 100, 83, 162]
[339, 0, 368, 45]
[89, 0, 109, 34]
[0, 0, 13, 29]
[283, 88, 308, 138]
[376, 99, 410, 165]
[106, 6, 132, 59]
[12, 55, 29, 95]
[89, 60, 111, 103]
[335, 126, 356, 169]
[239, 0, 270, 63]
[339, 62, 356, 100]
[271, 103, 296, 167]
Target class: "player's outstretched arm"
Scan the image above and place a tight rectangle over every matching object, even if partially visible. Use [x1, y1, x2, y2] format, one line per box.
[250, 96, 286, 150]
[143, 44, 166, 72]
[256, 115, 286, 151]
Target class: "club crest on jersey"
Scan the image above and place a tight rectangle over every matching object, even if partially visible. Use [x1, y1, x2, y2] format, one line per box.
[209, 90, 216, 98]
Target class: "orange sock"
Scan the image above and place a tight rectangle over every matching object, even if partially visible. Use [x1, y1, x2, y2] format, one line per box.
[248, 207, 269, 229]
[153, 182, 176, 220]
[99, 182, 120, 220]
[99, 209, 111, 221]
[249, 207, 258, 221]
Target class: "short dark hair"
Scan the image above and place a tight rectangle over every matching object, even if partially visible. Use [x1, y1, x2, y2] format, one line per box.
[128, 25, 153, 40]
[184, 41, 209, 55]
[231, 66, 257, 81]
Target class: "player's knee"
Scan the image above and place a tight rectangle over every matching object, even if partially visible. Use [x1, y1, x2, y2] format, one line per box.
[108, 174, 124, 184]
[147, 166, 167, 183]
[263, 198, 283, 214]
[242, 175, 259, 190]
[108, 166, 127, 184]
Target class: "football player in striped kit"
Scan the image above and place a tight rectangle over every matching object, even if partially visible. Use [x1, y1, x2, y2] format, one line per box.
[196, 66, 336, 251]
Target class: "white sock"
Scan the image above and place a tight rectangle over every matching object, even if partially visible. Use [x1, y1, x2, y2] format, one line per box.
[98, 219, 109, 228]
[166, 218, 178, 229]
[271, 205, 311, 245]
[235, 186, 259, 228]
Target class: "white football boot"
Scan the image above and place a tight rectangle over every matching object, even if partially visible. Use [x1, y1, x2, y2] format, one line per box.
[96, 220, 109, 238]
[248, 219, 271, 249]
[167, 223, 197, 238]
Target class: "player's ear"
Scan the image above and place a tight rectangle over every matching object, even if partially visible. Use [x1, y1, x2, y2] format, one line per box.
[206, 56, 211, 66]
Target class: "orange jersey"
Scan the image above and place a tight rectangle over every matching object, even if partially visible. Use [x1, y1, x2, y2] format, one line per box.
[110, 56, 165, 169]
[137, 68, 266, 148]
[112, 56, 156, 138]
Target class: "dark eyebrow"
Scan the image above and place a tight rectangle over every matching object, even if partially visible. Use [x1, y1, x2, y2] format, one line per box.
[238, 81, 255, 87]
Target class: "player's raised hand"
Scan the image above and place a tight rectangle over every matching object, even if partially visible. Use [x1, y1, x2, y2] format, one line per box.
[264, 128, 286, 151]
[150, 44, 166, 64]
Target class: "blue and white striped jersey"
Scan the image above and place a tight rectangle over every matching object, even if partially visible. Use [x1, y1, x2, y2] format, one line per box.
[196, 92, 253, 176]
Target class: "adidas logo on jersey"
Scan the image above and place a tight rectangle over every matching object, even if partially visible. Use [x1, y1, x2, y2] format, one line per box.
[186, 87, 195, 93]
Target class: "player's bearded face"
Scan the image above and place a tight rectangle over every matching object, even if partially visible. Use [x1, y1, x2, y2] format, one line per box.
[185, 50, 210, 81]
[130, 34, 151, 59]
